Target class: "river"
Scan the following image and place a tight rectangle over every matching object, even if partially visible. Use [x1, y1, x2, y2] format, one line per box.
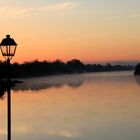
[0, 71, 140, 140]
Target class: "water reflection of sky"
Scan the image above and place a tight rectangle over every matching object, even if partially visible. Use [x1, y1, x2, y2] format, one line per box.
[0, 71, 140, 140]
[135, 76, 140, 86]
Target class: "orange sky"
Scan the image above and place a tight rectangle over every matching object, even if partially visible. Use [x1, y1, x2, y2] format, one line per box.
[0, 0, 140, 64]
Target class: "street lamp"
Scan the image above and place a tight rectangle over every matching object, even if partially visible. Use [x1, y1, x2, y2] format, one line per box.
[0, 35, 17, 140]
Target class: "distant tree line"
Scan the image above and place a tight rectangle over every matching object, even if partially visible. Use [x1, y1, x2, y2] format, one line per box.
[0, 59, 134, 79]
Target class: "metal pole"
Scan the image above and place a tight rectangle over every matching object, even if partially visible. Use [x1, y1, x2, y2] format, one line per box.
[7, 58, 11, 140]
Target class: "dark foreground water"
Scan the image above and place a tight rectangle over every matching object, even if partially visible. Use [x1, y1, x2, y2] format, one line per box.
[0, 71, 140, 140]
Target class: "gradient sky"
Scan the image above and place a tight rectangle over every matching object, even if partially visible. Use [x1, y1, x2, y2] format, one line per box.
[0, 0, 140, 63]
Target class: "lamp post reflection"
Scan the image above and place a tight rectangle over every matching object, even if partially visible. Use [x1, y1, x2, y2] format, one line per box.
[0, 35, 17, 140]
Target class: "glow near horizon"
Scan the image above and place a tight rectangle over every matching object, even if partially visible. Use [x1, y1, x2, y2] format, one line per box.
[0, 0, 140, 63]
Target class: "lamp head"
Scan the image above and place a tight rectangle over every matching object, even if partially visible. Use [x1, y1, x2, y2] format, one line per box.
[0, 35, 17, 60]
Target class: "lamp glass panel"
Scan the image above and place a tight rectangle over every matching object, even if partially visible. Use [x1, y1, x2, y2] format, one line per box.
[1, 45, 7, 56]
[0, 45, 16, 57]
[9, 45, 17, 56]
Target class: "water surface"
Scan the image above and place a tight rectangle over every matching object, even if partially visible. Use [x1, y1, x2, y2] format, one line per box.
[0, 71, 140, 140]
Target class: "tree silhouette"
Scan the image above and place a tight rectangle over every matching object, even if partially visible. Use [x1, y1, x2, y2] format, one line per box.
[0, 59, 134, 78]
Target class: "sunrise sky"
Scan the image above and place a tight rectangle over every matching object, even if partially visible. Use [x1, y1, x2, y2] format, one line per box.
[0, 0, 140, 64]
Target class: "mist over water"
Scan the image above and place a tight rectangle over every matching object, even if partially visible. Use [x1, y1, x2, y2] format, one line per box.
[0, 71, 140, 140]
[14, 71, 138, 91]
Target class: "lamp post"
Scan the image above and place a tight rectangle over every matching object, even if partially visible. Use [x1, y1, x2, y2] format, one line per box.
[0, 35, 17, 140]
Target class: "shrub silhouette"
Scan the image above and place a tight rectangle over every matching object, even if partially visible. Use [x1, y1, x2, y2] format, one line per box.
[134, 63, 140, 75]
